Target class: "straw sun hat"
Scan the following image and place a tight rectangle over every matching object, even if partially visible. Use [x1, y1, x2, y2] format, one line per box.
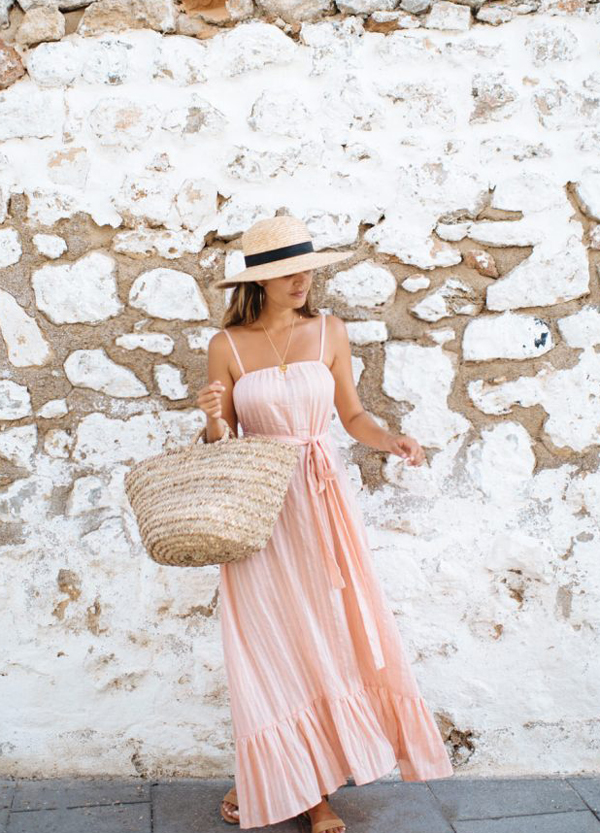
[213, 215, 354, 288]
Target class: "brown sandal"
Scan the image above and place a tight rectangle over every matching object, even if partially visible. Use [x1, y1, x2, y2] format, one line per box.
[300, 795, 346, 833]
[220, 786, 239, 824]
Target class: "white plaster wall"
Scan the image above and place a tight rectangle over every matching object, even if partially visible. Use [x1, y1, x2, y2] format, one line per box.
[1, 1, 599, 779]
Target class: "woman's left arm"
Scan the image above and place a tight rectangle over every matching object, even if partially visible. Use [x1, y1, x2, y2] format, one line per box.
[328, 315, 426, 467]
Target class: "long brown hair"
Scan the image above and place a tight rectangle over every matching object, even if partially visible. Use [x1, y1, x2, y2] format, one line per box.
[222, 280, 319, 329]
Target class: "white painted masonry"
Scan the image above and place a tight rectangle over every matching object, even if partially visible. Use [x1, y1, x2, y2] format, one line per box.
[0, 0, 599, 783]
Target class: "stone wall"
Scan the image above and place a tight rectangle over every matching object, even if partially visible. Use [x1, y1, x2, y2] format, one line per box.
[1, 0, 599, 779]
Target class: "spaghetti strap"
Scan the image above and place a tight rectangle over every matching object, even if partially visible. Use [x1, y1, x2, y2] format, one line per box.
[318, 311, 326, 362]
[223, 328, 246, 376]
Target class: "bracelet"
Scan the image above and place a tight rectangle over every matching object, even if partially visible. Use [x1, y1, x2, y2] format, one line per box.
[200, 421, 233, 444]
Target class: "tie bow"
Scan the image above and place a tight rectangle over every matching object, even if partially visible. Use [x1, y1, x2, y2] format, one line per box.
[306, 435, 337, 495]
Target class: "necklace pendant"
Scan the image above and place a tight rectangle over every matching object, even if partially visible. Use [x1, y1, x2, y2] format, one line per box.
[280, 363, 288, 373]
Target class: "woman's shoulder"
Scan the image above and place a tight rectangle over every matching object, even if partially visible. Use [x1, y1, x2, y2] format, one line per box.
[324, 313, 344, 330]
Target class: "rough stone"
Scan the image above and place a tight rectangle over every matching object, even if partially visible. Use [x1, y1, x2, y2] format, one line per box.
[475, 3, 514, 24]
[557, 306, 600, 348]
[468, 349, 600, 453]
[326, 261, 396, 307]
[463, 312, 553, 361]
[162, 95, 227, 137]
[345, 319, 388, 343]
[32, 251, 123, 325]
[115, 333, 175, 355]
[336, 0, 396, 14]
[524, 22, 579, 67]
[411, 277, 481, 322]
[15, 4, 65, 46]
[81, 38, 132, 84]
[112, 227, 207, 258]
[464, 249, 498, 278]
[247, 89, 311, 138]
[383, 340, 471, 448]
[175, 178, 218, 232]
[0, 290, 52, 367]
[378, 78, 456, 129]
[435, 222, 470, 242]
[365, 217, 463, 270]
[89, 97, 159, 150]
[573, 168, 600, 222]
[0, 87, 64, 140]
[399, 0, 430, 13]
[225, 0, 254, 18]
[491, 171, 564, 214]
[210, 21, 296, 77]
[77, 0, 177, 35]
[0, 38, 26, 89]
[0, 380, 32, 420]
[303, 210, 359, 249]
[256, 0, 332, 22]
[0, 425, 37, 469]
[300, 17, 364, 75]
[25, 188, 79, 225]
[0, 226, 21, 267]
[0, 0, 14, 27]
[487, 232, 589, 311]
[114, 172, 179, 228]
[401, 274, 430, 292]
[154, 363, 188, 399]
[43, 428, 73, 458]
[152, 35, 208, 83]
[533, 78, 600, 130]
[64, 348, 149, 398]
[128, 268, 208, 321]
[465, 422, 535, 503]
[424, 0, 471, 30]
[66, 475, 113, 516]
[368, 9, 421, 28]
[216, 201, 273, 240]
[470, 71, 519, 123]
[467, 217, 544, 247]
[37, 398, 69, 418]
[26, 40, 81, 86]
[47, 147, 90, 190]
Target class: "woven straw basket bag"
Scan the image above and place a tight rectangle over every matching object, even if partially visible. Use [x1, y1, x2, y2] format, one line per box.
[123, 422, 301, 568]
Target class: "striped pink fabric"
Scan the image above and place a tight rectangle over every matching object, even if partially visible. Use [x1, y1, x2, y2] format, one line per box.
[219, 312, 454, 828]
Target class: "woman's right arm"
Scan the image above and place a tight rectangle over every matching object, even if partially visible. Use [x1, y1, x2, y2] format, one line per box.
[195, 331, 238, 442]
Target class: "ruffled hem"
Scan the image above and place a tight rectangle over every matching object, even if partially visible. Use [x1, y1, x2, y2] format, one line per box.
[234, 683, 454, 828]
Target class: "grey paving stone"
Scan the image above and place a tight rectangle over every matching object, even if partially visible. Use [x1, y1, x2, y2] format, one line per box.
[0, 808, 8, 833]
[7, 802, 151, 833]
[453, 809, 600, 833]
[569, 779, 600, 815]
[0, 783, 14, 810]
[152, 779, 299, 832]
[427, 777, 586, 820]
[299, 781, 454, 833]
[11, 778, 150, 812]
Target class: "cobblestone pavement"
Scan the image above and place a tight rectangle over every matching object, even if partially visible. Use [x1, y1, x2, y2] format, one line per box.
[1, 775, 599, 833]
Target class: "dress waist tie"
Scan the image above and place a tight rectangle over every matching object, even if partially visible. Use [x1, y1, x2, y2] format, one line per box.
[245, 430, 386, 671]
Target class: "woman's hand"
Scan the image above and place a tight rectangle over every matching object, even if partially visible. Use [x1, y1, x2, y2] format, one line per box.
[196, 380, 226, 422]
[386, 433, 426, 466]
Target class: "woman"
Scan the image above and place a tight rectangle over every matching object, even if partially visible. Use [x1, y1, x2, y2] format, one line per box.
[196, 215, 454, 832]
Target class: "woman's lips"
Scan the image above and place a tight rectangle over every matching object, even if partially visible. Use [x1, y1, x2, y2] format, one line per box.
[292, 290, 305, 296]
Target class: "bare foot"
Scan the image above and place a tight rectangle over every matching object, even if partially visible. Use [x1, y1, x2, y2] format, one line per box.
[306, 797, 346, 833]
[221, 788, 239, 822]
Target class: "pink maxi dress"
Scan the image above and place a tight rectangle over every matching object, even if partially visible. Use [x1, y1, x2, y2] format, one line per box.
[219, 312, 454, 829]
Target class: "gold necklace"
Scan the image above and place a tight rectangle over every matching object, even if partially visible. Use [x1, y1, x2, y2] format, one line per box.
[259, 314, 299, 374]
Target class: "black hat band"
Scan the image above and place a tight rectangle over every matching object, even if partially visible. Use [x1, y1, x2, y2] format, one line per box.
[244, 240, 314, 268]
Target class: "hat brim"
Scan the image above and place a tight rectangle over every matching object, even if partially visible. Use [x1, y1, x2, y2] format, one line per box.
[212, 249, 354, 289]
